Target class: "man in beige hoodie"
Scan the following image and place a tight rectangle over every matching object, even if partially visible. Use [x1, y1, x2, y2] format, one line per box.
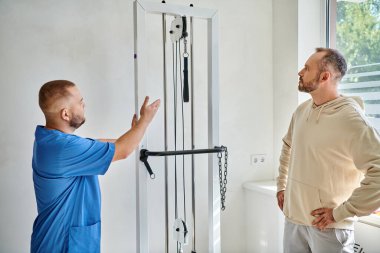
[277, 48, 380, 253]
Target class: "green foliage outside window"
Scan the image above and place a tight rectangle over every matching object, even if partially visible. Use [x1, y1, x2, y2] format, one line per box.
[337, 0, 380, 68]
[336, 0, 380, 121]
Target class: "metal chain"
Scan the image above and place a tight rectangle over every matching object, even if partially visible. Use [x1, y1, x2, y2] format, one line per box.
[223, 147, 228, 204]
[218, 146, 228, 210]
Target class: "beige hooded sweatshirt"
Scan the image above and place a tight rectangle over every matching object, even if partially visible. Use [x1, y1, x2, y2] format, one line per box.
[277, 96, 380, 230]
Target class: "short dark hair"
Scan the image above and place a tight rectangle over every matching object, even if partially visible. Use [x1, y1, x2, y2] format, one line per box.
[39, 80, 75, 112]
[316, 47, 347, 80]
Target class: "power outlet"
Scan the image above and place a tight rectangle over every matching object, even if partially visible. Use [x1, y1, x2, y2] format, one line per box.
[250, 154, 267, 167]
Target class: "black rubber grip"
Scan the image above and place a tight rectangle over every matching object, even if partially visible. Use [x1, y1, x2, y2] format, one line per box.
[183, 56, 189, 102]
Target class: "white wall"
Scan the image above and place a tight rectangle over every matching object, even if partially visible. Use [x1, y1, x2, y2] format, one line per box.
[216, 0, 273, 252]
[0, 0, 274, 253]
[273, 0, 299, 174]
[298, 0, 327, 103]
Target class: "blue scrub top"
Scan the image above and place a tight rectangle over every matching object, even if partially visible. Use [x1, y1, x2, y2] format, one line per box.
[31, 126, 115, 253]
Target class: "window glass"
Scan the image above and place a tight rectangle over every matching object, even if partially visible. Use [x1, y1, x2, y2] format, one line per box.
[334, 0, 380, 131]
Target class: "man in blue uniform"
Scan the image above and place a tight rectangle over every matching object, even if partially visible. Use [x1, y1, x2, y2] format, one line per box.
[31, 80, 160, 253]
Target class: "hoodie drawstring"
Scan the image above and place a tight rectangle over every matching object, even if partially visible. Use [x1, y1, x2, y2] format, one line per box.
[307, 105, 313, 122]
[307, 103, 326, 123]
[316, 104, 326, 123]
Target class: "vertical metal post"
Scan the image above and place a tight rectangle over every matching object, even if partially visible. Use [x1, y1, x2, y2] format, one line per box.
[162, 6, 169, 253]
[189, 12, 197, 253]
[207, 12, 220, 253]
[134, 2, 149, 253]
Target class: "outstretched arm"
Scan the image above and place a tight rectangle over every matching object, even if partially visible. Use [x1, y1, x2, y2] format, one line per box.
[98, 113, 138, 144]
[112, 96, 160, 162]
[98, 139, 116, 143]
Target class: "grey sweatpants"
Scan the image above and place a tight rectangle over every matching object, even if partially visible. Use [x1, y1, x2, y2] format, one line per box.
[284, 219, 355, 253]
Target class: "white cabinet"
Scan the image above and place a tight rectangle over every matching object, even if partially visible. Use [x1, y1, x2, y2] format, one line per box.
[355, 217, 380, 253]
[244, 181, 284, 253]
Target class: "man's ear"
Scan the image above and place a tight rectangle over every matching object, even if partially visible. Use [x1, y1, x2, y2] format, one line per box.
[320, 71, 331, 82]
[61, 108, 70, 122]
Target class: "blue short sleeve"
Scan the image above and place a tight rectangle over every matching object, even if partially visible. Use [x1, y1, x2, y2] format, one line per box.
[59, 136, 115, 176]
[33, 127, 115, 178]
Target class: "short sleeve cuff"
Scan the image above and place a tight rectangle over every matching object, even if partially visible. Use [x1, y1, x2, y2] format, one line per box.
[100, 142, 115, 175]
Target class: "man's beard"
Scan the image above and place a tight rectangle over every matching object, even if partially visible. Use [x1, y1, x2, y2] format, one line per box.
[298, 74, 320, 93]
[69, 114, 85, 129]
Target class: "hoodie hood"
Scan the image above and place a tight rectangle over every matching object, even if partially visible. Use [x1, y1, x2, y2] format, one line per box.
[307, 95, 364, 123]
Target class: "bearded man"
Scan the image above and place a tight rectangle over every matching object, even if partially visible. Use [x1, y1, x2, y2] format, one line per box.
[276, 48, 380, 253]
[31, 80, 160, 252]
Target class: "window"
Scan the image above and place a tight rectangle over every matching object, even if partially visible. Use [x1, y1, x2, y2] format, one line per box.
[329, 0, 380, 222]
[329, 0, 380, 130]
